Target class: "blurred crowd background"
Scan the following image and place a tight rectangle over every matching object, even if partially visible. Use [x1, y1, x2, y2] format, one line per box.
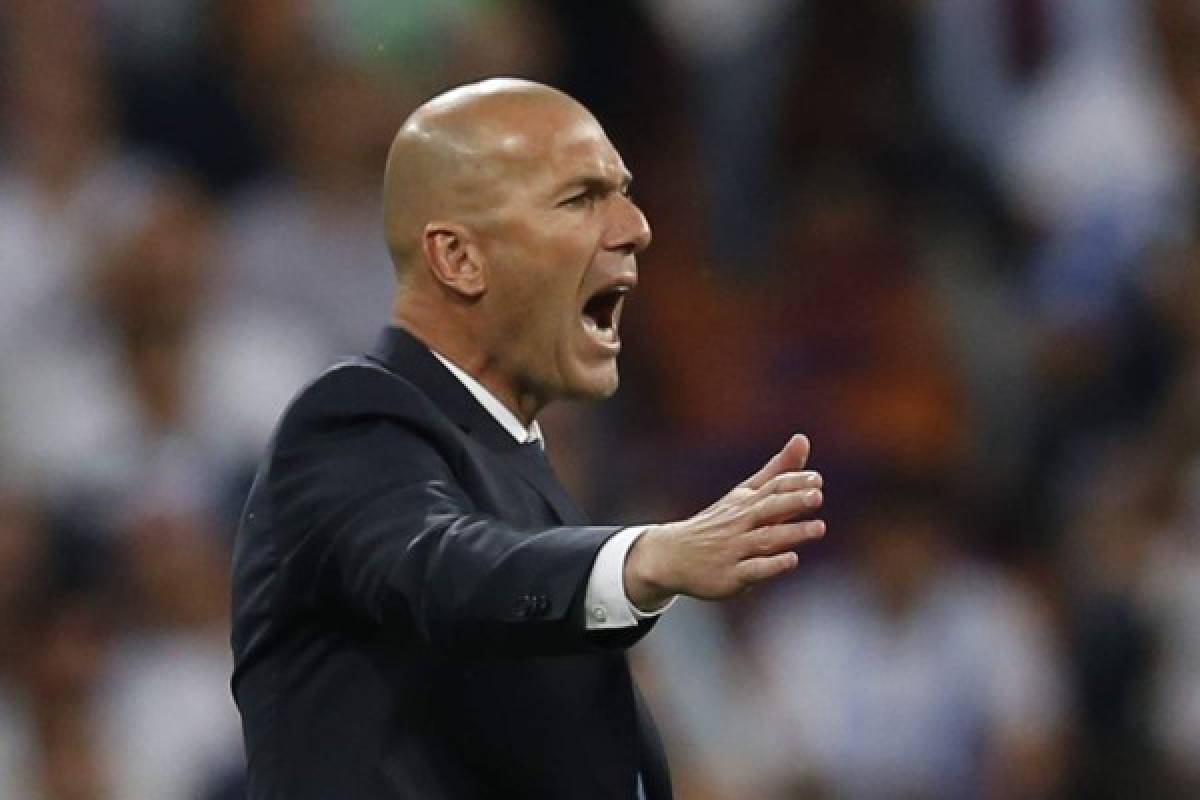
[1, 0, 1199, 798]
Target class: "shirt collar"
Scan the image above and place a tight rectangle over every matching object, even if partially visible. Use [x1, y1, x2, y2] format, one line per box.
[429, 351, 543, 447]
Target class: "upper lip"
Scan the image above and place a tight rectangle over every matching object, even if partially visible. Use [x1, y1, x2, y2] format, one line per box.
[585, 272, 638, 304]
[581, 271, 637, 335]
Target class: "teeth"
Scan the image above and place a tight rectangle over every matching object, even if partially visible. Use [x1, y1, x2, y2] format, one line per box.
[582, 315, 616, 341]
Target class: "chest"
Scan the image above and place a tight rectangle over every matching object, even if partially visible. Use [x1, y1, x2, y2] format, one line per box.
[450, 440, 587, 529]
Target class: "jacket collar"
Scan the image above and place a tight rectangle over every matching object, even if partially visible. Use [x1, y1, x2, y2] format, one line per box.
[367, 326, 584, 524]
[368, 326, 521, 451]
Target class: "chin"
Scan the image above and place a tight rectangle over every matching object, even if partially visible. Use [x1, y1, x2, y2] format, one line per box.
[565, 366, 620, 401]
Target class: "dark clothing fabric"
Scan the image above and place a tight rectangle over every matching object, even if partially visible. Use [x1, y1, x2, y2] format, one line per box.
[231, 327, 671, 799]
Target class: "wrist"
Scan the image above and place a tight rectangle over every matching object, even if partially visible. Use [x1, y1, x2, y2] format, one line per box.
[623, 525, 674, 611]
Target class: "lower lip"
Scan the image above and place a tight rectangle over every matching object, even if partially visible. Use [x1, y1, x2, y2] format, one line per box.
[581, 317, 621, 353]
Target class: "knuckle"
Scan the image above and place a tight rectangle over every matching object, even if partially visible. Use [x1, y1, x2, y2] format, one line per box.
[751, 531, 774, 555]
[776, 472, 801, 492]
[749, 561, 772, 583]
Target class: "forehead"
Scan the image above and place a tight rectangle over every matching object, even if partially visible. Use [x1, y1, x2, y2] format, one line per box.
[502, 112, 628, 188]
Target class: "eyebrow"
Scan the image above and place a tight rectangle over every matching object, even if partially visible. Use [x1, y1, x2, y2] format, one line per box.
[559, 173, 633, 196]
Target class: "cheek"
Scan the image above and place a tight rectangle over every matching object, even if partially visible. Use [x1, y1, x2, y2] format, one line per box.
[489, 229, 591, 351]
[495, 269, 575, 368]
[526, 261, 586, 337]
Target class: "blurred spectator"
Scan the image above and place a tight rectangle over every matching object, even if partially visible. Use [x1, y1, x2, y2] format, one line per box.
[0, 491, 48, 798]
[920, 0, 1191, 252]
[626, 160, 967, 522]
[1058, 257, 1200, 796]
[0, 492, 242, 799]
[0, 0, 162, 348]
[99, 0, 271, 194]
[0, 489, 114, 800]
[643, 0, 803, 273]
[96, 504, 243, 800]
[218, 0, 557, 358]
[633, 597, 790, 799]
[0, 173, 323, 518]
[748, 474, 1067, 798]
[918, 0, 1200, 558]
[217, 52, 400, 357]
[25, 593, 112, 800]
[1141, 455, 1200, 795]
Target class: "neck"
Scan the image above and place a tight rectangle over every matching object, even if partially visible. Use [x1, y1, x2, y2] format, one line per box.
[392, 302, 543, 427]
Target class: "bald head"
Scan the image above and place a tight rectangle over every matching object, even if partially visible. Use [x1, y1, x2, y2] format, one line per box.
[382, 78, 596, 280]
[380, 78, 650, 422]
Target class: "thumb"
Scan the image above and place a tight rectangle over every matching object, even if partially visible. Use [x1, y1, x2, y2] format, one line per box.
[740, 434, 810, 490]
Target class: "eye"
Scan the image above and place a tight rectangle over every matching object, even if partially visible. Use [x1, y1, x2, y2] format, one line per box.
[559, 191, 594, 209]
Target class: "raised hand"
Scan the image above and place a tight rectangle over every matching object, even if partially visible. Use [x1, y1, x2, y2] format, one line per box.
[624, 434, 826, 609]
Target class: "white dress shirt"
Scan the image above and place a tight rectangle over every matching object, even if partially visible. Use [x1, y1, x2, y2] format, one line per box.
[430, 351, 673, 629]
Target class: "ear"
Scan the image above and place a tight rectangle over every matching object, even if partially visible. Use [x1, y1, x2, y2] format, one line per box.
[421, 222, 486, 298]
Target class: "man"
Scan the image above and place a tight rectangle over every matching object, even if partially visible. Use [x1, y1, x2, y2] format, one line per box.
[231, 78, 826, 799]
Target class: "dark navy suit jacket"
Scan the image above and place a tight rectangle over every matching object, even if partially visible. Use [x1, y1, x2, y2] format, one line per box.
[231, 327, 671, 799]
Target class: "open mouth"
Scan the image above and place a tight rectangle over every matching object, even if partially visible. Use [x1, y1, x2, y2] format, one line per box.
[581, 285, 630, 343]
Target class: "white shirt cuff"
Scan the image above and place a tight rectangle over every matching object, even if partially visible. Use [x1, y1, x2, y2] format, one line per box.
[584, 526, 676, 630]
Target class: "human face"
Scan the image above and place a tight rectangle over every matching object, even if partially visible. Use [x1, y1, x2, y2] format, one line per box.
[475, 110, 652, 415]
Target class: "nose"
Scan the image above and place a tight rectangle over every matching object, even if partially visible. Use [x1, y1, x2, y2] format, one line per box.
[606, 194, 652, 255]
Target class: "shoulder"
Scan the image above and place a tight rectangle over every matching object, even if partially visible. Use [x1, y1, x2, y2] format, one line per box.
[270, 357, 460, 455]
[251, 358, 470, 509]
[289, 357, 434, 420]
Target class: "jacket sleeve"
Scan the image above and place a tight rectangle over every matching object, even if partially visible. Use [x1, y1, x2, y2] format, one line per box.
[260, 398, 652, 657]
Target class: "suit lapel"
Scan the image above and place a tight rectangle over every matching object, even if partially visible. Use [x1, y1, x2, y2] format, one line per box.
[504, 443, 587, 526]
[368, 327, 507, 446]
[368, 327, 585, 526]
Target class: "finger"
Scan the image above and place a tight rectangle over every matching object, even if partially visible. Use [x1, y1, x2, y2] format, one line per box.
[757, 470, 822, 496]
[753, 488, 824, 524]
[744, 519, 826, 556]
[735, 551, 799, 586]
[740, 434, 811, 490]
